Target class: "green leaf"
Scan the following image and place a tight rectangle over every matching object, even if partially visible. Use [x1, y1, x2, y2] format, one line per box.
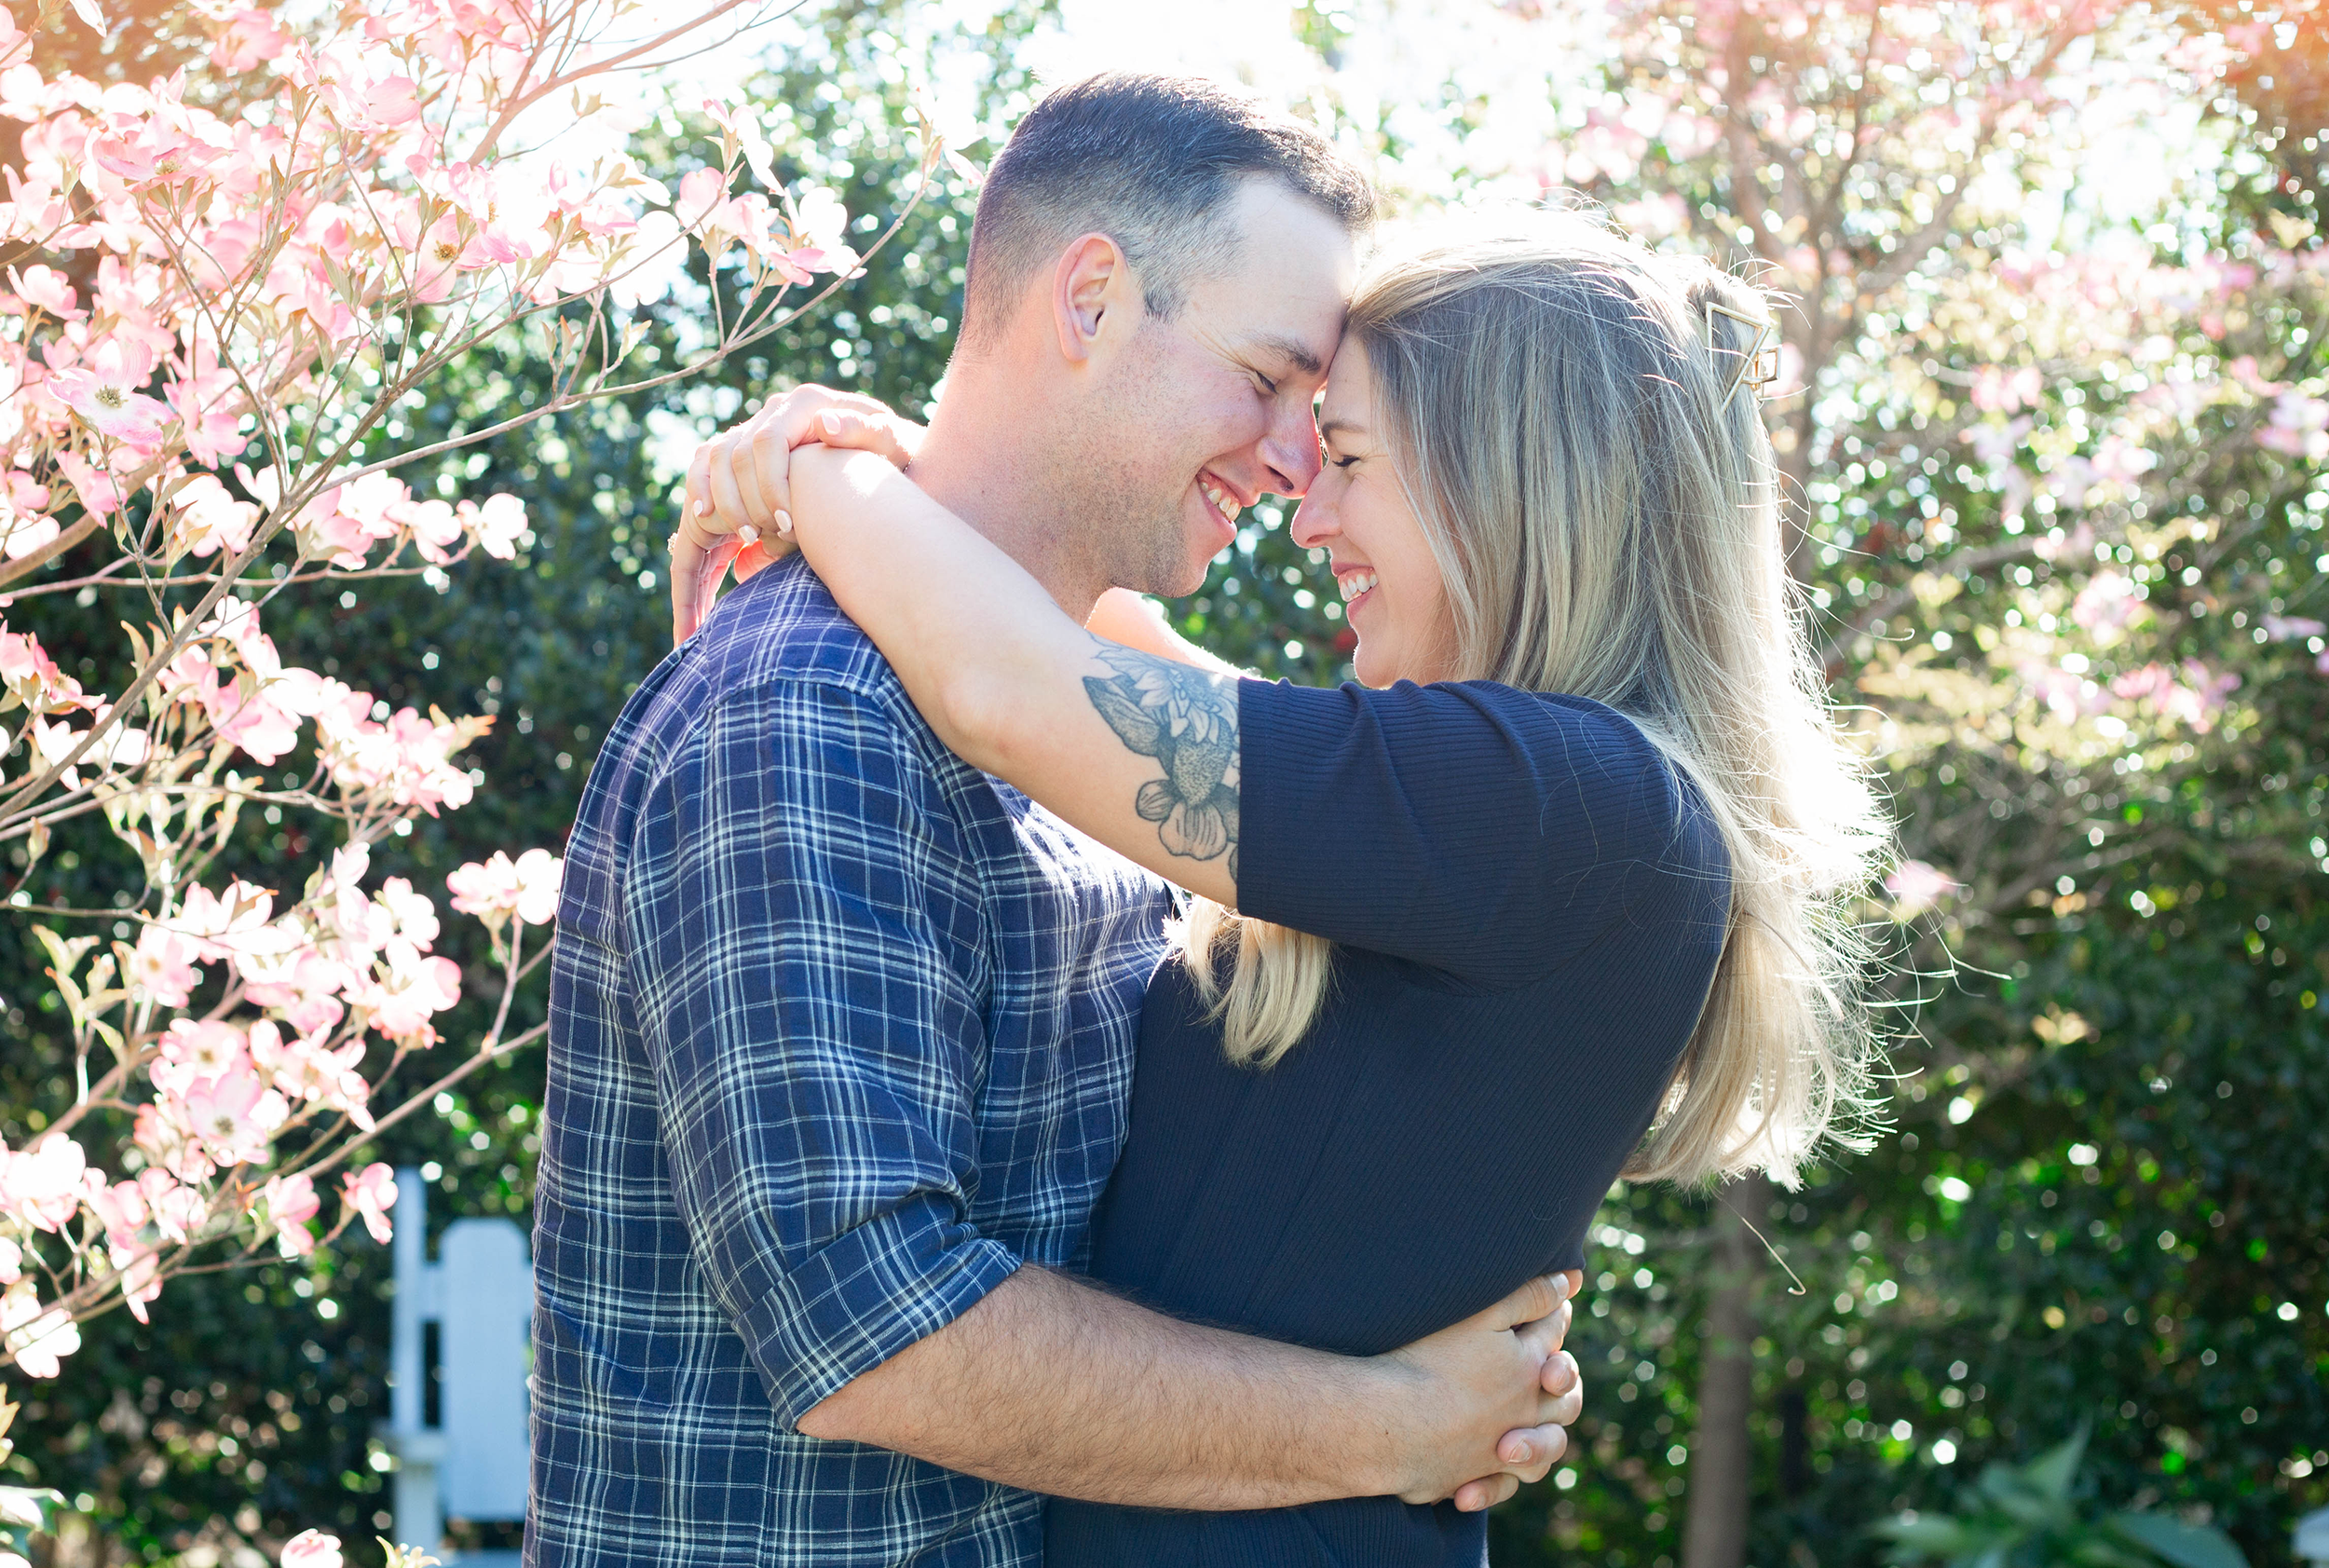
[2108, 1513, 2251, 1568]
[1876, 1516, 1977, 1558]
[2023, 1428, 2090, 1502]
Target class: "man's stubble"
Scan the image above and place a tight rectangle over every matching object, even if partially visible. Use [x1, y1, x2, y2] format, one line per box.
[1047, 319, 1218, 607]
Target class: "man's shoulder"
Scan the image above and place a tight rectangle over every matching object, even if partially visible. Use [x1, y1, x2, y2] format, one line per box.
[618, 558, 926, 756]
[688, 555, 905, 703]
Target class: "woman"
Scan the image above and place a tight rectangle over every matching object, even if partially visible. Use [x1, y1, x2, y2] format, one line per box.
[673, 211, 1887, 1565]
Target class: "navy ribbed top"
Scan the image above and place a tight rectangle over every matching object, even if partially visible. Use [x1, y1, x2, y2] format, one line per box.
[1045, 676, 1732, 1567]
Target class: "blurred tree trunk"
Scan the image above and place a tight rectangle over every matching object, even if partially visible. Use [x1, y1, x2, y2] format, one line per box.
[1684, 1174, 1768, 1568]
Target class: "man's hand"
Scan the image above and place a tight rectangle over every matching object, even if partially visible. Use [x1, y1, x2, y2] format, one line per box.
[669, 385, 922, 644]
[1384, 1270, 1587, 1512]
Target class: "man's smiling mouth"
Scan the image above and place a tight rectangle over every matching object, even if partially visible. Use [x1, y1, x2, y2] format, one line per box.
[1199, 474, 1244, 526]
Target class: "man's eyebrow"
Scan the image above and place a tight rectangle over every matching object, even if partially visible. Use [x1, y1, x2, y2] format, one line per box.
[1242, 333, 1326, 378]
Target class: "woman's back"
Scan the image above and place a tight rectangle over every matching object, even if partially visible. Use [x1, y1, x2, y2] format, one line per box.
[1047, 677, 1732, 1567]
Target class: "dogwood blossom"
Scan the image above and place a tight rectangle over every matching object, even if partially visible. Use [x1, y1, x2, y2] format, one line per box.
[0, 1280, 79, 1379]
[448, 847, 565, 929]
[344, 1163, 398, 1246]
[280, 1529, 345, 1568]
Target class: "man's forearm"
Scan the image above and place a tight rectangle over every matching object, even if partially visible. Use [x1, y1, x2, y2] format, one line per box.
[797, 1264, 1414, 1508]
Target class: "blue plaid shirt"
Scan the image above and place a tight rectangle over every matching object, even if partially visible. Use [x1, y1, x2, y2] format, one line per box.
[529, 558, 1170, 1567]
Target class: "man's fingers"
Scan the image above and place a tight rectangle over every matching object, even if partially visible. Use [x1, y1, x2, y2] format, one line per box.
[1541, 1346, 1578, 1396]
[1499, 1420, 1568, 1478]
[1478, 1273, 1568, 1331]
[1452, 1474, 1520, 1513]
[1519, 1300, 1573, 1360]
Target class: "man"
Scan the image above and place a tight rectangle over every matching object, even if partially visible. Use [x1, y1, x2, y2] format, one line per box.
[532, 74, 1579, 1568]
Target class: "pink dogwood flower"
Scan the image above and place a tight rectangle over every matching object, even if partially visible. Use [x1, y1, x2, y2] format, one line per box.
[151, 1018, 251, 1096]
[163, 472, 259, 558]
[132, 1098, 213, 1185]
[355, 939, 461, 1044]
[1, 1278, 80, 1377]
[109, 1245, 161, 1324]
[0, 470, 58, 561]
[1, 1133, 86, 1233]
[344, 1163, 398, 1245]
[127, 922, 203, 1009]
[258, 1171, 321, 1258]
[280, 1530, 344, 1568]
[177, 1068, 288, 1167]
[448, 846, 563, 928]
[46, 364, 169, 446]
[459, 491, 528, 558]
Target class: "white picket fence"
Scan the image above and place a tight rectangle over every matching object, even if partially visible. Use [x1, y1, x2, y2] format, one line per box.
[384, 1166, 531, 1567]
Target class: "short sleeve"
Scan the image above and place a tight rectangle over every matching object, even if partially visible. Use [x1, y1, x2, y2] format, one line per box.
[622, 680, 1020, 1428]
[1236, 678, 1711, 990]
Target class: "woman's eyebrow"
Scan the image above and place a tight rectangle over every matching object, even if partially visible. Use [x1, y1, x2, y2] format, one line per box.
[1317, 416, 1369, 443]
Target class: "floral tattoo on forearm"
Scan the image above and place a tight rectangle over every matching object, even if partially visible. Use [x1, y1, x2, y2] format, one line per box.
[1082, 646, 1241, 879]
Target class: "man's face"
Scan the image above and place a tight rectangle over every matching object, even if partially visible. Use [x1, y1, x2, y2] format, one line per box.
[1062, 178, 1358, 598]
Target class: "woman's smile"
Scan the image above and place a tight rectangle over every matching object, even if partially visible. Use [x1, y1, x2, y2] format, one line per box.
[1293, 335, 1460, 687]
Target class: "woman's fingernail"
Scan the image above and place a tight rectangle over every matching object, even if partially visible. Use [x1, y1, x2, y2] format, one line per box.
[774, 511, 794, 538]
[694, 498, 711, 517]
[737, 525, 758, 544]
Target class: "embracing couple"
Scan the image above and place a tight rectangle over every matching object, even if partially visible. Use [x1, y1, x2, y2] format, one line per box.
[527, 71, 1885, 1568]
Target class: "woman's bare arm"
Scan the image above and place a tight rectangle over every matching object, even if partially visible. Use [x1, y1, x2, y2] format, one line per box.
[1085, 587, 1250, 676]
[781, 445, 1245, 908]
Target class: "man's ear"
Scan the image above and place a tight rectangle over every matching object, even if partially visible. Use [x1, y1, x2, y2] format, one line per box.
[1051, 232, 1132, 366]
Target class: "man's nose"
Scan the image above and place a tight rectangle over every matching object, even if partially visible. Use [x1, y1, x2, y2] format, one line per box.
[1259, 408, 1325, 498]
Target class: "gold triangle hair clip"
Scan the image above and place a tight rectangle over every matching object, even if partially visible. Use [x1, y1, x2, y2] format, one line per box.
[1706, 300, 1780, 402]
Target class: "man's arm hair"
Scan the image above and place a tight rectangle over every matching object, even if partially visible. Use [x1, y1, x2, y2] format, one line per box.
[798, 1264, 1400, 1508]
[800, 1264, 1582, 1511]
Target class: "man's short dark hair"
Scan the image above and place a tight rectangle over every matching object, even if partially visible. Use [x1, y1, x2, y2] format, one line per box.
[960, 73, 1374, 348]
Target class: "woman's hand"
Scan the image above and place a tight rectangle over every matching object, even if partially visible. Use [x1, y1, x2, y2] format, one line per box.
[1379, 1270, 1587, 1512]
[669, 385, 924, 644]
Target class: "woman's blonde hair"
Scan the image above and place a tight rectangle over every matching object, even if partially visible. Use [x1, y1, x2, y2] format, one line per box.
[1176, 209, 1890, 1188]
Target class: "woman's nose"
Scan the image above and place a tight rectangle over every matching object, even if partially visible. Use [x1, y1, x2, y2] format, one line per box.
[1289, 487, 1337, 550]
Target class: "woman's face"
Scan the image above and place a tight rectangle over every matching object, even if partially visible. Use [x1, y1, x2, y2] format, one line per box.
[1291, 335, 1460, 688]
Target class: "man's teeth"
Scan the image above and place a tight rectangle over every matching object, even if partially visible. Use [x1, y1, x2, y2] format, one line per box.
[1200, 479, 1242, 524]
[1337, 569, 1378, 603]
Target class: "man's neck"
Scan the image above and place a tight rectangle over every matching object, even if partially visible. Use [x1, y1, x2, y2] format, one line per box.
[906, 371, 1105, 624]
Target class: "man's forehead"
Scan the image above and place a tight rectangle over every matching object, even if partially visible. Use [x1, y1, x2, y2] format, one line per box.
[1201, 179, 1357, 372]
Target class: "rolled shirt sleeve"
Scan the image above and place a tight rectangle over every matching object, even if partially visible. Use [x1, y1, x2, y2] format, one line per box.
[622, 677, 1021, 1428]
